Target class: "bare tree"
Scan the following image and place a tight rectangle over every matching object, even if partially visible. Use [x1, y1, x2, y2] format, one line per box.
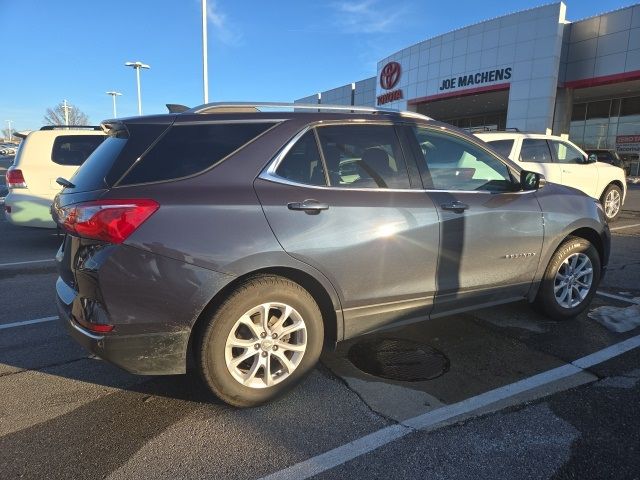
[1, 128, 13, 141]
[43, 102, 89, 126]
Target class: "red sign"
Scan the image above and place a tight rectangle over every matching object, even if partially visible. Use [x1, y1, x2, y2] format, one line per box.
[616, 135, 640, 144]
[377, 89, 404, 105]
[380, 62, 401, 90]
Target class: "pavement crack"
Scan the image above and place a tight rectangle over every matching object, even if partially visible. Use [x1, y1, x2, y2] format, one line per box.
[319, 360, 400, 426]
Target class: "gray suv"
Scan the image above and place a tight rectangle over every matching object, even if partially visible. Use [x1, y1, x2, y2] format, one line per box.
[53, 103, 610, 407]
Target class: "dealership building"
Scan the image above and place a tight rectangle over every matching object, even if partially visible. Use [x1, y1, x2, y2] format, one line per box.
[296, 2, 640, 154]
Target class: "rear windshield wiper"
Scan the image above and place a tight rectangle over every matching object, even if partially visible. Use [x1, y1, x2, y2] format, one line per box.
[56, 177, 75, 189]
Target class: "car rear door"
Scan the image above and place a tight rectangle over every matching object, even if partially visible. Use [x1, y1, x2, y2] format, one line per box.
[408, 125, 544, 316]
[516, 138, 562, 185]
[254, 123, 440, 339]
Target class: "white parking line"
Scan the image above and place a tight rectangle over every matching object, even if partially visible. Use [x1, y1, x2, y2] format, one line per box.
[261, 333, 640, 480]
[596, 290, 640, 305]
[0, 316, 59, 330]
[0, 258, 55, 268]
[610, 222, 640, 231]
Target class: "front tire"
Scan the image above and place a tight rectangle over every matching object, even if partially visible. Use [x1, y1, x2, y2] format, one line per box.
[534, 237, 601, 320]
[600, 184, 622, 222]
[198, 275, 323, 407]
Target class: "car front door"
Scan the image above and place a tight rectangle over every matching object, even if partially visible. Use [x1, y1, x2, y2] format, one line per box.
[517, 138, 562, 184]
[549, 139, 599, 198]
[254, 123, 440, 339]
[409, 126, 544, 316]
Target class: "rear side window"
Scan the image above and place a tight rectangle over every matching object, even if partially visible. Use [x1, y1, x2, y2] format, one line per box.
[69, 123, 169, 193]
[121, 123, 274, 185]
[51, 135, 105, 166]
[519, 139, 553, 163]
[275, 131, 326, 186]
[486, 139, 514, 158]
[316, 125, 411, 189]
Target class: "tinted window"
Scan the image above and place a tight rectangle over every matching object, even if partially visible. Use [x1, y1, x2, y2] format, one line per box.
[316, 125, 410, 189]
[519, 139, 553, 163]
[70, 123, 169, 192]
[51, 135, 105, 166]
[414, 127, 513, 192]
[121, 123, 274, 185]
[275, 131, 326, 186]
[487, 139, 514, 158]
[550, 140, 585, 164]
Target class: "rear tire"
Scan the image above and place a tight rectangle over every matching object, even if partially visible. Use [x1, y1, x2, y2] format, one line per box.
[198, 275, 323, 407]
[600, 184, 622, 222]
[534, 237, 601, 320]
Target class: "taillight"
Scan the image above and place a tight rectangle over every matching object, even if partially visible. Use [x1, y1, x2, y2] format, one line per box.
[59, 199, 159, 244]
[6, 167, 26, 188]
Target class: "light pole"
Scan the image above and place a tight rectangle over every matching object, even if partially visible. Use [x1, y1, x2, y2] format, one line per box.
[106, 91, 122, 118]
[5, 120, 12, 142]
[124, 61, 150, 115]
[202, 0, 209, 103]
[61, 99, 71, 126]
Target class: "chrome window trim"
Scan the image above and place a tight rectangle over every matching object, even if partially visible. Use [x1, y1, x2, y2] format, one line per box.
[258, 175, 536, 195]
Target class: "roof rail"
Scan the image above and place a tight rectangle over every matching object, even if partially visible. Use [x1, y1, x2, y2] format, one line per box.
[40, 125, 102, 131]
[187, 101, 431, 120]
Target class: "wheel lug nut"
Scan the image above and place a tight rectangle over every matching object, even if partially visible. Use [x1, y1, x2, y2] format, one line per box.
[262, 352, 267, 357]
[260, 332, 266, 338]
[273, 345, 278, 351]
[272, 333, 277, 339]
[254, 343, 260, 349]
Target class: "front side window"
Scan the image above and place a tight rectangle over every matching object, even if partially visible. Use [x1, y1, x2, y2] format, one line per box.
[275, 131, 326, 186]
[51, 135, 106, 166]
[519, 139, 553, 163]
[316, 125, 411, 189]
[549, 140, 585, 164]
[413, 127, 513, 192]
[121, 123, 274, 185]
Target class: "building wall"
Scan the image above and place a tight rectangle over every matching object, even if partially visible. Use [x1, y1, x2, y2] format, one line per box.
[562, 5, 640, 83]
[375, 3, 566, 133]
[353, 77, 376, 106]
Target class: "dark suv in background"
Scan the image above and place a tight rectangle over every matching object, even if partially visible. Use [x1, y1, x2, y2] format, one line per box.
[53, 103, 610, 407]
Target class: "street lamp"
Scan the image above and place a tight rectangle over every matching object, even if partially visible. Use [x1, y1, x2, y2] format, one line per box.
[124, 61, 150, 115]
[202, 0, 209, 103]
[5, 120, 13, 142]
[106, 91, 122, 118]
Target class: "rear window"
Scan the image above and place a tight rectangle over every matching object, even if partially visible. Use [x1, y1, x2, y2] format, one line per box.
[120, 123, 274, 185]
[486, 139, 514, 158]
[69, 123, 169, 192]
[51, 135, 105, 166]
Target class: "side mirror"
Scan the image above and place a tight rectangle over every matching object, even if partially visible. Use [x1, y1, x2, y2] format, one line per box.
[521, 170, 546, 191]
[587, 153, 598, 163]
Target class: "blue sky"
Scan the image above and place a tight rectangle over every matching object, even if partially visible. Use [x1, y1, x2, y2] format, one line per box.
[0, 0, 634, 130]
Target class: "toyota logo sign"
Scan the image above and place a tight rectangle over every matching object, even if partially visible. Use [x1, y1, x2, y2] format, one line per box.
[380, 62, 401, 90]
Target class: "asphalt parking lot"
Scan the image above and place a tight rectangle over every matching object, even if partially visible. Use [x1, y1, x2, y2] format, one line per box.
[1, 170, 639, 479]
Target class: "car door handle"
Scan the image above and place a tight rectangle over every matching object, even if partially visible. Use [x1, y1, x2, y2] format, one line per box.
[287, 200, 330, 213]
[441, 201, 469, 213]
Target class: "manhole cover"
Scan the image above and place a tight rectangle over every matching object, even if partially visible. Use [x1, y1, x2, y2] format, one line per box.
[347, 338, 449, 382]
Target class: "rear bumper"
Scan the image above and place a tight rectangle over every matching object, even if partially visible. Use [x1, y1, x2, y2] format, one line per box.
[56, 277, 190, 375]
[4, 190, 56, 228]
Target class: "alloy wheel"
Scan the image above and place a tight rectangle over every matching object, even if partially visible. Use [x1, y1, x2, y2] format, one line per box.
[604, 189, 621, 220]
[224, 302, 307, 388]
[553, 252, 593, 309]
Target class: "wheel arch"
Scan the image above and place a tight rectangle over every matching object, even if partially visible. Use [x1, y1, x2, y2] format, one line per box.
[186, 266, 343, 370]
[528, 225, 605, 302]
[599, 180, 624, 201]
